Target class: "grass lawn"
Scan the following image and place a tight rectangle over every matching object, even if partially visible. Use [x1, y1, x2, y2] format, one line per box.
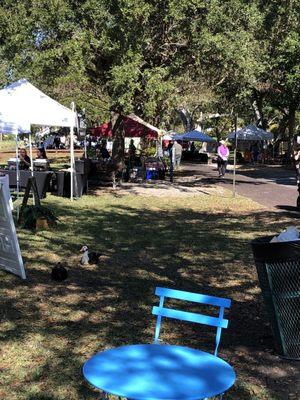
[0, 139, 18, 151]
[0, 190, 299, 400]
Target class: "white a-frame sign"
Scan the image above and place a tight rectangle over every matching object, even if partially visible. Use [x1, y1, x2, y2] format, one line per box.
[0, 182, 26, 279]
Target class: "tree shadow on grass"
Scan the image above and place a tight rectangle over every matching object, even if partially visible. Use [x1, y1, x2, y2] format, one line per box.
[1, 200, 299, 399]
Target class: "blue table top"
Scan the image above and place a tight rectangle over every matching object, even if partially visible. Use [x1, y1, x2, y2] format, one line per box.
[83, 344, 236, 400]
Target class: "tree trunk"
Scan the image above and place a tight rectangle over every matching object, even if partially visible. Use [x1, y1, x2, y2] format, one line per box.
[111, 113, 125, 185]
[216, 127, 221, 142]
[287, 106, 296, 159]
[177, 108, 194, 132]
[288, 106, 296, 139]
[252, 90, 266, 129]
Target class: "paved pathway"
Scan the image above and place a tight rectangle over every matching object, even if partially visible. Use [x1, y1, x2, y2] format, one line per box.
[179, 163, 299, 211]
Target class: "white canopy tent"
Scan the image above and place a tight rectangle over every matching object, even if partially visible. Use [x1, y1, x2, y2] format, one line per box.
[227, 124, 274, 197]
[0, 79, 78, 200]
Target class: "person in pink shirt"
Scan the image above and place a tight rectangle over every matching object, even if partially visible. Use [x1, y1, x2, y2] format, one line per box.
[217, 140, 229, 178]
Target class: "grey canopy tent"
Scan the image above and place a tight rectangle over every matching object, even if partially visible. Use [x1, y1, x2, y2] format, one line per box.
[227, 124, 274, 197]
[227, 124, 273, 141]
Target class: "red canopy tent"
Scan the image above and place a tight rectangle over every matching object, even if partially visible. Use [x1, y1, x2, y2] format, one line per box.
[91, 115, 159, 139]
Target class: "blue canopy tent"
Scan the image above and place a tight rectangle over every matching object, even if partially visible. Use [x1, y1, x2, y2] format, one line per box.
[173, 129, 215, 142]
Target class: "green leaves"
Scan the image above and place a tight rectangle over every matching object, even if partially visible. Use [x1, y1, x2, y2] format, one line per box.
[0, 0, 298, 129]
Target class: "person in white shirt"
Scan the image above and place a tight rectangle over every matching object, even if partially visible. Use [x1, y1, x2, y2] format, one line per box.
[172, 140, 183, 169]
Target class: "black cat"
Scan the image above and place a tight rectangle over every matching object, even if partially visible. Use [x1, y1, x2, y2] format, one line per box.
[51, 263, 68, 281]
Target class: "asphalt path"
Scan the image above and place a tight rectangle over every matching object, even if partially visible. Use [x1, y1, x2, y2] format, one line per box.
[180, 163, 299, 211]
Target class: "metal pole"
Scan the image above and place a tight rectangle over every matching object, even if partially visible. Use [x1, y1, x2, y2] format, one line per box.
[233, 115, 238, 198]
[29, 132, 34, 175]
[70, 102, 76, 201]
[169, 145, 174, 183]
[28, 131, 35, 205]
[14, 127, 20, 220]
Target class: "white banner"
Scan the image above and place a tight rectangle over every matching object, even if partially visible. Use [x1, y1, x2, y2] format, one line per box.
[0, 183, 26, 279]
[0, 175, 13, 210]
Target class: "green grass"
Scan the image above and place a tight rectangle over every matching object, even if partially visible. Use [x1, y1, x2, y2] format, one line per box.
[0, 139, 21, 151]
[0, 191, 297, 399]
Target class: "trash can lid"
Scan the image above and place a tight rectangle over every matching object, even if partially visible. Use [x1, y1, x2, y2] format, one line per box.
[251, 236, 300, 262]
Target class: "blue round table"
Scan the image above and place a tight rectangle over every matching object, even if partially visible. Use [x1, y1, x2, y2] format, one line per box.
[83, 344, 236, 400]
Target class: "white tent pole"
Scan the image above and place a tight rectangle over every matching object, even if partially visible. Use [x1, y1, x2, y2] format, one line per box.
[29, 132, 34, 175]
[14, 126, 20, 219]
[28, 131, 35, 205]
[233, 115, 238, 198]
[70, 102, 76, 201]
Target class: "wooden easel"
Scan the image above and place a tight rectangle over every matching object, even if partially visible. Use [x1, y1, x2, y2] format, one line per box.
[18, 177, 40, 224]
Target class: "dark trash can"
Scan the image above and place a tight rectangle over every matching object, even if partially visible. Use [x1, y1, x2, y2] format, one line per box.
[251, 236, 300, 359]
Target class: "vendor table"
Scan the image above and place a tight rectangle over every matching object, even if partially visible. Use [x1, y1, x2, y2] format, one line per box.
[75, 159, 91, 175]
[89, 160, 114, 185]
[0, 170, 53, 199]
[83, 344, 236, 400]
[55, 171, 87, 198]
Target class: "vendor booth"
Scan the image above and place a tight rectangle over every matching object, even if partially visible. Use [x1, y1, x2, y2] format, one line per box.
[92, 114, 160, 141]
[228, 124, 274, 197]
[227, 124, 273, 141]
[173, 129, 216, 163]
[173, 130, 215, 142]
[90, 114, 167, 183]
[227, 124, 274, 164]
[0, 79, 78, 200]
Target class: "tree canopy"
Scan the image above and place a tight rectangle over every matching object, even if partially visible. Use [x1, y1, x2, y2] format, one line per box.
[0, 0, 299, 136]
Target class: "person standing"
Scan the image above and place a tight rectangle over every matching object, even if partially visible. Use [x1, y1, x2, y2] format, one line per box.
[100, 142, 110, 160]
[129, 139, 136, 168]
[36, 147, 47, 159]
[190, 141, 196, 154]
[250, 142, 259, 164]
[217, 140, 229, 178]
[129, 139, 136, 158]
[172, 140, 183, 169]
[19, 148, 31, 170]
[54, 134, 60, 149]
